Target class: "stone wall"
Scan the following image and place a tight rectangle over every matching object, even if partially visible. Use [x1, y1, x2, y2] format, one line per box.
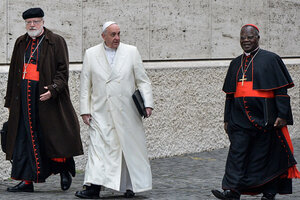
[0, 60, 299, 179]
[0, 0, 300, 63]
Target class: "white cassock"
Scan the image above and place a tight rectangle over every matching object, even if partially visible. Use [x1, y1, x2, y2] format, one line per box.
[80, 42, 153, 193]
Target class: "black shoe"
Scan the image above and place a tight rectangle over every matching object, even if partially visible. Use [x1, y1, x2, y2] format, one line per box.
[124, 189, 135, 198]
[7, 181, 34, 192]
[60, 171, 72, 191]
[261, 193, 276, 200]
[211, 189, 240, 200]
[75, 184, 101, 199]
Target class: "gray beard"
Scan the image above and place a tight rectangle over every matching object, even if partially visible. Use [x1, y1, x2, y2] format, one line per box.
[27, 27, 43, 38]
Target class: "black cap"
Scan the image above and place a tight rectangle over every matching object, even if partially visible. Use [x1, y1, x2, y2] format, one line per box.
[22, 8, 44, 20]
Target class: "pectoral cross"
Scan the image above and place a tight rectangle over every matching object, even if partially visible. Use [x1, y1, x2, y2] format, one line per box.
[239, 74, 247, 86]
[22, 70, 27, 79]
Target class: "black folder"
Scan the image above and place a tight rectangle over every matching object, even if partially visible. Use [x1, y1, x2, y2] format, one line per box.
[1, 121, 8, 153]
[132, 89, 147, 118]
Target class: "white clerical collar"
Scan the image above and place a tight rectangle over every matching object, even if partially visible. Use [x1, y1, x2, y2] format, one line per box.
[104, 43, 117, 52]
[104, 43, 117, 66]
[244, 46, 260, 56]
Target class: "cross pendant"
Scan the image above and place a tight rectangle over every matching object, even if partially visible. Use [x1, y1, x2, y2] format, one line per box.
[239, 74, 247, 86]
[22, 70, 27, 79]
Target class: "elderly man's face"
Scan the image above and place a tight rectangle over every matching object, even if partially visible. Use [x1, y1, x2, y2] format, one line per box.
[102, 24, 120, 49]
[240, 26, 259, 53]
[25, 17, 44, 38]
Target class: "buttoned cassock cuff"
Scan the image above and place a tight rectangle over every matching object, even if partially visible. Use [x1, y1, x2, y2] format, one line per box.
[47, 83, 58, 99]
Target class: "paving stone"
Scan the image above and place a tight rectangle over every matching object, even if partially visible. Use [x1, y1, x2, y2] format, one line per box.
[0, 139, 299, 199]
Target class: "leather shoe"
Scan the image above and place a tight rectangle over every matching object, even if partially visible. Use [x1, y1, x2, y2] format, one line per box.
[211, 189, 240, 200]
[60, 171, 72, 191]
[124, 189, 135, 198]
[261, 193, 276, 200]
[7, 181, 34, 192]
[75, 184, 101, 199]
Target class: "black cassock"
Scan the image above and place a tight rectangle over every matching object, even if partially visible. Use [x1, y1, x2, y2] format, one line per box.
[11, 34, 74, 183]
[222, 48, 299, 194]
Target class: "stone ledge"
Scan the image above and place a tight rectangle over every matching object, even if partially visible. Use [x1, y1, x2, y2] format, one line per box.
[1, 58, 299, 73]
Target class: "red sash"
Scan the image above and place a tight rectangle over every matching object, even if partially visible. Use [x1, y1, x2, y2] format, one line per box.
[234, 81, 274, 98]
[281, 126, 300, 178]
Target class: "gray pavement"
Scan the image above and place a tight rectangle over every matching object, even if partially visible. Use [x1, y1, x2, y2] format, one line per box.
[0, 139, 299, 200]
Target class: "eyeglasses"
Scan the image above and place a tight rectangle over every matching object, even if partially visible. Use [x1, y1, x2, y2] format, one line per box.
[25, 20, 43, 25]
[240, 35, 258, 40]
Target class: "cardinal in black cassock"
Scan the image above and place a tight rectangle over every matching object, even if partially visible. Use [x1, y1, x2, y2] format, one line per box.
[212, 24, 300, 200]
[4, 8, 83, 193]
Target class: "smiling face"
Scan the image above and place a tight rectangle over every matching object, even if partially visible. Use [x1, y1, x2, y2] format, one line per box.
[240, 26, 260, 53]
[102, 24, 120, 49]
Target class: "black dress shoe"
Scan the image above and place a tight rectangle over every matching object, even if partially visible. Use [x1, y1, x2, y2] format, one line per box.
[124, 189, 135, 198]
[75, 184, 101, 199]
[60, 171, 72, 191]
[261, 193, 276, 200]
[7, 181, 34, 192]
[211, 189, 240, 200]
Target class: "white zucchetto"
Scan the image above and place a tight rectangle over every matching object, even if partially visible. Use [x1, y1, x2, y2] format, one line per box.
[102, 21, 117, 33]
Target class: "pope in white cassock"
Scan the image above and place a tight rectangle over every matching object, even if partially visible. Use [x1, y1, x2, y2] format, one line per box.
[75, 21, 154, 199]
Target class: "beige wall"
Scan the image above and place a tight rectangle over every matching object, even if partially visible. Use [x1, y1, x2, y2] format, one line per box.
[0, 0, 300, 63]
